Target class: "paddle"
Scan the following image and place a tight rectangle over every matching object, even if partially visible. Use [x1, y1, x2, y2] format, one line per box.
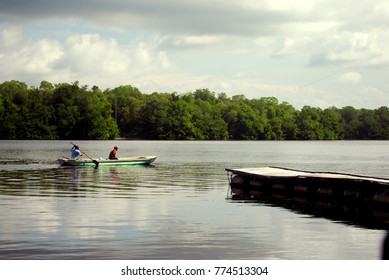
[70, 142, 99, 167]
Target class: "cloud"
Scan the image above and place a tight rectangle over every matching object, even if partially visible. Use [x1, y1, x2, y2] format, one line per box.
[163, 35, 225, 49]
[1, 0, 389, 109]
[0, 26, 23, 47]
[0, 27, 171, 87]
[0, 29, 63, 80]
[307, 29, 389, 68]
[339, 72, 362, 85]
[54, 34, 130, 75]
[0, 0, 318, 37]
[1, 1, 387, 40]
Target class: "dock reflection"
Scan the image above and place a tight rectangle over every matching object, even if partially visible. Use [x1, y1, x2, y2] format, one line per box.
[229, 189, 389, 231]
[383, 233, 389, 260]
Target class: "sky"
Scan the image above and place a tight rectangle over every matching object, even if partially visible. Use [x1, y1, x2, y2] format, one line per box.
[1, 0, 389, 109]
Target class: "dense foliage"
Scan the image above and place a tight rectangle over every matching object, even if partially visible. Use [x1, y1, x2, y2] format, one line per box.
[1, 80, 389, 140]
[0, 81, 118, 140]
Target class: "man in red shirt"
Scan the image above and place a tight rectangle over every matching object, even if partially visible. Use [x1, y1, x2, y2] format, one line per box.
[109, 146, 119, 160]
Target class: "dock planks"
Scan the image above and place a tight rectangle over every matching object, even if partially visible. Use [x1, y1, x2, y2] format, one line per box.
[226, 166, 389, 185]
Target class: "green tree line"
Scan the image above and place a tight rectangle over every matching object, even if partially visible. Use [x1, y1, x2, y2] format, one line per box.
[1, 80, 389, 140]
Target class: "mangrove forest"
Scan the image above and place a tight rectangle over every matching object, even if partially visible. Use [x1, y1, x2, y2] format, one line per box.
[1, 80, 389, 140]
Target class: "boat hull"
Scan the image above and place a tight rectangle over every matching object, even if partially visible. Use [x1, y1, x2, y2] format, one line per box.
[58, 156, 157, 167]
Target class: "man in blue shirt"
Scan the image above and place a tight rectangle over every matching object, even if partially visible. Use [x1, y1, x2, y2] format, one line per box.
[70, 145, 83, 159]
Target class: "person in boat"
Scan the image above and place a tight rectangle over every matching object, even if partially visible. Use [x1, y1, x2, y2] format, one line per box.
[109, 146, 119, 160]
[70, 145, 83, 160]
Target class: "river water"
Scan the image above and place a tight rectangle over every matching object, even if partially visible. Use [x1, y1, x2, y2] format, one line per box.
[0, 140, 387, 259]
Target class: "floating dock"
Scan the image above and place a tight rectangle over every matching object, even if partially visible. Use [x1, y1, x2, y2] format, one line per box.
[226, 166, 389, 229]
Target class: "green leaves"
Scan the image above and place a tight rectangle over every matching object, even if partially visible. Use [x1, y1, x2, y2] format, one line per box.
[1, 80, 389, 140]
[0, 81, 119, 140]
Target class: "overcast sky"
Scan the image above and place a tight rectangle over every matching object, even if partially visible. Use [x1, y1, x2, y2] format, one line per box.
[1, 0, 389, 108]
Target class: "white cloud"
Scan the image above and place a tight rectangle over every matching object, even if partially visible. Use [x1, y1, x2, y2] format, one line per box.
[0, 29, 63, 80]
[0, 29, 173, 88]
[24, 39, 63, 74]
[55, 34, 130, 75]
[166, 35, 224, 49]
[2, 1, 389, 109]
[339, 72, 362, 85]
[1, 26, 23, 47]
[307, 29, 389, 68]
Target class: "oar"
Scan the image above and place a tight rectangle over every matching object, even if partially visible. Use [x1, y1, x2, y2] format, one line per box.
[70, 142, 99, 167]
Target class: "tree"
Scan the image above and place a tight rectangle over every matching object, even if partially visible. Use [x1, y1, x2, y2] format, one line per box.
[339, 106, 361, 139]
[105, 85, 145, 138]
[296, 106, 324, 140]
[278, 102, 298, 140]
[50, 82, 118, 139]
[375, 107, 389, 139]
[193, 88, 216, 103]
[190, 98, 228, 140]
[77, 86, 119, 139]
[321, 107, 341, 140]
[223, 100, 264, 140]
[3, 79, 389, 141]
[140, 93, 171, 139]
[358, 109, 381, 139]
[0, 81, 28, 139]
[21, 87, 57, 139]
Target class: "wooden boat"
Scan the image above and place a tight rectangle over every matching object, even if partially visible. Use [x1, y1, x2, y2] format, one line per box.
[58, 156, 157, 167]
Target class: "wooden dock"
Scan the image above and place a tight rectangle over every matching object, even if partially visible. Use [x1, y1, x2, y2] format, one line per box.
[226, 166, 389, 229]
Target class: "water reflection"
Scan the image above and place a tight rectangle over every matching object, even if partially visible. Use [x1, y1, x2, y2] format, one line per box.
[1, 162, 220, 201]
[383, 233, 389, 260]
[1, 140, 388, 259]
[229, 193, 389, 231]
[109, 167, 119, 187]
[0, 162, 232, 260]
[0, 165, 156, 199]
[71, 169, 80, 188]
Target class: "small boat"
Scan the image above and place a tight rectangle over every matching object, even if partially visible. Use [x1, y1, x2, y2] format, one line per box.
[58, 156, 157, 167]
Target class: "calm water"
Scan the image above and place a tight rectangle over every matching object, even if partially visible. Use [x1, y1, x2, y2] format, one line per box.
[0, 140, 388, 259]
